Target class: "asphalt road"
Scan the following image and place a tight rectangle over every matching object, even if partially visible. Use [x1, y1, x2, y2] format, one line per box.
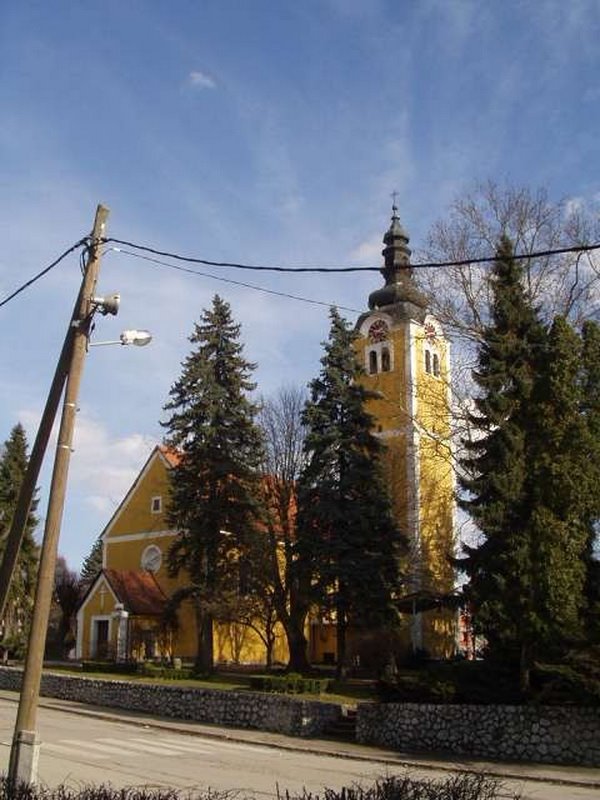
[0, 695, 599, 799]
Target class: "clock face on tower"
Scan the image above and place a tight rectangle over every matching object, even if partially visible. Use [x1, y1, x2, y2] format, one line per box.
[368, 319, 389, 343]
[424, 322, 437, 341]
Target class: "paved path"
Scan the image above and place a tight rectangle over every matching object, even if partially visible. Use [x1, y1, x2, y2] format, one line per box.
[1, 690, 599, 799]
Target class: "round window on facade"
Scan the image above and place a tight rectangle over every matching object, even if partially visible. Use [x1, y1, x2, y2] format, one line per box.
[140, 544, 162, 573]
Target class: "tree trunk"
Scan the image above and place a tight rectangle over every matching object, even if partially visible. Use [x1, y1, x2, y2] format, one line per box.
[265, 643, 273, 669]
[194, 599, 214, 674]
[276, 592, 310, 673]
[519, 641, 531, 695]
[286, 624, 310, 673]
[336, 601, 347, 680]
[263, 615, 277, 669]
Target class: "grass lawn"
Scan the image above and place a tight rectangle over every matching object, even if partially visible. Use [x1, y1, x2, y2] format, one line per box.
[42, 663, 374, 704]
[37, 657, 600, 705]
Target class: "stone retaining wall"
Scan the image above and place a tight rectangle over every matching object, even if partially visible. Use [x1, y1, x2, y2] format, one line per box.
[357, 702, 600, 767]
[2, 667, 598, 766]
[0, 666, 340, 738]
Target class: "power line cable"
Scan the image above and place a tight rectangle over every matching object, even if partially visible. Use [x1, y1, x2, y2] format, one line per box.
[3, 234, 599, 311]
[109, 247, 362, 313]
[0, 239, 89, 309]
[105, 237, 376, 273]
[103, 237, 600, 274]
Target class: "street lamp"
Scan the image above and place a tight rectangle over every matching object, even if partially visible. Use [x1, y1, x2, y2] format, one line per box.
[89, 329, 153, 347]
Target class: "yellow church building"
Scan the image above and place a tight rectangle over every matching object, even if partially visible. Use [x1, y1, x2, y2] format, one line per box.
[76, 207, 456, 665]
[76, 446, 289, 664]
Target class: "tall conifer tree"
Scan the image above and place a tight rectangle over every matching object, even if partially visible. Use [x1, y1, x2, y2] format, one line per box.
[459, 236, 546, 690]
[462, 239, 599, 689]
[79, 535, 103, 590]
[162, 295, 264, 673]
[526, 317, 590, 652]
[0, 423, 39, 644]
[297, 308, 405, 677]
[581, 320, 600, 640]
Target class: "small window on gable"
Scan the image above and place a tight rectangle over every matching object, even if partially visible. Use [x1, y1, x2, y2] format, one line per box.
[425, 350, 431, 374]
[369, 350, 378, 374]
[433, 353, 440, 377]
[151, 496, 162, 514]
[381, 347, 391, 372]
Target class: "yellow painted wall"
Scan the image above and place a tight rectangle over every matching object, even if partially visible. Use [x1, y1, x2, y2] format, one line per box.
[81, 448, 289, 665]
[79, 576, 117, 658]
[106, 452, 172, 539]
[215, 621, 288, 666]
[414, 328, 455, 603]
[355, 312, 456, 658]
[99, 449, 199, 659]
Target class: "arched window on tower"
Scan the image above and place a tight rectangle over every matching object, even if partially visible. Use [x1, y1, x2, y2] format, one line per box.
[425, 349, 431, 374]
[369, 350, 378, 374]
[433, 353, 440, 377]
[381, 347, 391, 372]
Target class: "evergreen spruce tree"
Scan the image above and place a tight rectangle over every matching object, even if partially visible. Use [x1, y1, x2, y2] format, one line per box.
[459, 236, 547, 691]
[0, 423, 39, 646]
[525, 317, 590, 653]
[162, 295, 264, 673]
[581, 320, 600, 641]
[79, 536, 103, 590]
[296, 308, 405, 677]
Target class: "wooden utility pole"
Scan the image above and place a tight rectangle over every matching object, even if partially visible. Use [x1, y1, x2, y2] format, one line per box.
[0, 304, 79, 623]
[8, 205, 110, 785]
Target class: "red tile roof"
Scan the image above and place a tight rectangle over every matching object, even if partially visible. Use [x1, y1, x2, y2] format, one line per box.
[103, 569, 167, 616]
[158, 445, 181, 467]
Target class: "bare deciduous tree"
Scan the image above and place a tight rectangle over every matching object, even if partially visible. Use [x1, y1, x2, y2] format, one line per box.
[420, 181, 600, 342]
[258, 385, 310, 672]
[48, 556, 82, 659]
[418, 180, 600, 486]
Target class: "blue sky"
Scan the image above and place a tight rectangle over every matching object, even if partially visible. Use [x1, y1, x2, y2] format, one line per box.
[1, 0, 599, 570]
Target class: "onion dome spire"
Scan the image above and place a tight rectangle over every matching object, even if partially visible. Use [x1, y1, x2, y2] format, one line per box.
[368, 204, 428, 313]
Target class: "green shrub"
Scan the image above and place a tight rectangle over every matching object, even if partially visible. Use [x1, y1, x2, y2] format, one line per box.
[248, 674, 331, 694]
[442, 659, 520, 705]
[377, 660, 518, 705]
[377, 654, 600, 706]
[137, 663, 194, 681]
[81, 661, 138, 675]
[0, 633, 27, 661]
[79, 661, 195, 681]
[532, 661, 600, 706]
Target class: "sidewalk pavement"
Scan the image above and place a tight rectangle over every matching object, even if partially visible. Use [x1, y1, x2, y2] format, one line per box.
[1, 689, 599, 791]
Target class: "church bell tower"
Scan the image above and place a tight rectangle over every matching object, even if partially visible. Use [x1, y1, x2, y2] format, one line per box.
[355, 206, 456, 656]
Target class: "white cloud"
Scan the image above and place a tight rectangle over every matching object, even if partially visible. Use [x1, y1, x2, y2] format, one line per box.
[565, 196, 585, 217]
[19, 405, 155, 522]
[16, 405, 157, 566]
[86, 495, 116, 514]
[189, 70, 217, 89]
[350, 234, 382, 263]
[70, 415, 155, 499]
